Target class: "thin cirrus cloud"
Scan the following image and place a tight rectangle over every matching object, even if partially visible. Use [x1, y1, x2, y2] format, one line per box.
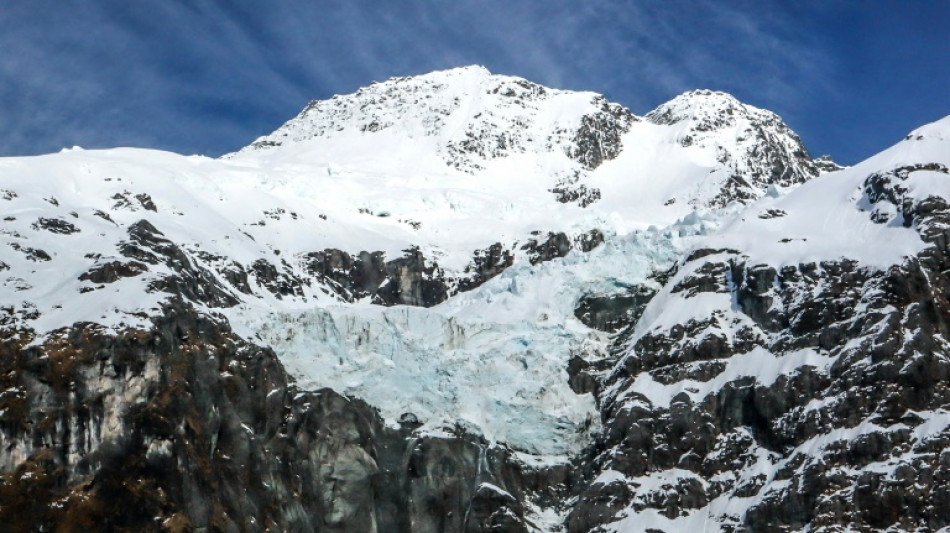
[0, 1, 946, 164]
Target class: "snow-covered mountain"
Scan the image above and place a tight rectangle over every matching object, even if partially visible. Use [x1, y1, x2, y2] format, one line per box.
[3, 66, 947, 532]
[568, 116, 950, 532]
[0, 66, 820, 453]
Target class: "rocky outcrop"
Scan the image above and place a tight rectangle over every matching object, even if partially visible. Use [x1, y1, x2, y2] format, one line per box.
[573, 285, 657, 333]
[79, 260, 148, 284]
[32, 217, 80, 235]
[302, 247, 448, 307]
[80, 216, 598, 311]
[550, 173, 602, 208]
[566, 96, 636, 171]
[522, 231, 604, 266]
[813, 155, 844, 174]
[457, 242, 514, 292]
[119, 220, 240, 308]
[301, 233, 600, 308]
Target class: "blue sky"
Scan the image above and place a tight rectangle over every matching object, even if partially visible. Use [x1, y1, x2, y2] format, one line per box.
[1, 1, 947, 164]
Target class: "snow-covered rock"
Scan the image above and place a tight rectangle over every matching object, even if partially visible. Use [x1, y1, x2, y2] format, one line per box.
[644, 89, 820, 207]
[570, 115, 950, 532]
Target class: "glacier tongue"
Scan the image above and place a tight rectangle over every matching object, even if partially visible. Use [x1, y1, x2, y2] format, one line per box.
[229, 225, 701, 460]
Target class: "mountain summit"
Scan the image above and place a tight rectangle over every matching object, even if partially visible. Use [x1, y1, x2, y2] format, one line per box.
[236, 66, 824, 217]
[238, 65, 636, 174]
[646, 89, 820, 204]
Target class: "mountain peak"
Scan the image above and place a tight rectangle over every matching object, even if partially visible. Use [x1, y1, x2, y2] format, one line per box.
[375, 64, 494, 89]
[235, 66, 635, 174]
[673, 88, 741, 104]
[646, 89, 767, 127]
[426, 64, 492, 77]
[641, 89, 819, 206]
[230, 67, 823, 211]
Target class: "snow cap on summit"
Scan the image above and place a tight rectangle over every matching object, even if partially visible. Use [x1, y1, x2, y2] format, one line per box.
[646, 89, 772, 126]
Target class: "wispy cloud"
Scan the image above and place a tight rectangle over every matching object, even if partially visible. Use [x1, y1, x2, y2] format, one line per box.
[0, 1, 944, 163]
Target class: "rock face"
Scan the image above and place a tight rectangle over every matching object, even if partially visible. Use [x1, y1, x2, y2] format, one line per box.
[298, 235, 603, 307]
[298, 228, 603, 308]
[0, 301, 558, 532]
[573, 284, 657, 333]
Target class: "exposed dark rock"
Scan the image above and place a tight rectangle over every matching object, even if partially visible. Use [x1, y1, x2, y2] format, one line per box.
[135, 193, 157, 212]
[32, 217, 80, 234]
[758, 208, 787, 219]
[567, 97, 636, 170]
[550, 181, 602, 208]
[465, 482, 528, 533]
[302, 247, 447, 306]
[221, 261, 253, 295]
[79, 260, 148, 284]
[574, 229, 605, 253]
[111, 191, 158, 212]
[301, 233, 594, 308]
[813, 155, 843, 173]
[574, 285, 657, 333]
[569, 164, 950, 532]
[458, 242, 514, 292]
[372, 248, 448, 306]
[93, 210, 116, 225]
[251, 258, 307, 300]
[522, 232, 572, 265]
[9, 243, 51, 262]
[566, 355, 617, 397]
[192, 251, 254, 296]
[119, 220, 239, 307]
[567, 355, 598, 395]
